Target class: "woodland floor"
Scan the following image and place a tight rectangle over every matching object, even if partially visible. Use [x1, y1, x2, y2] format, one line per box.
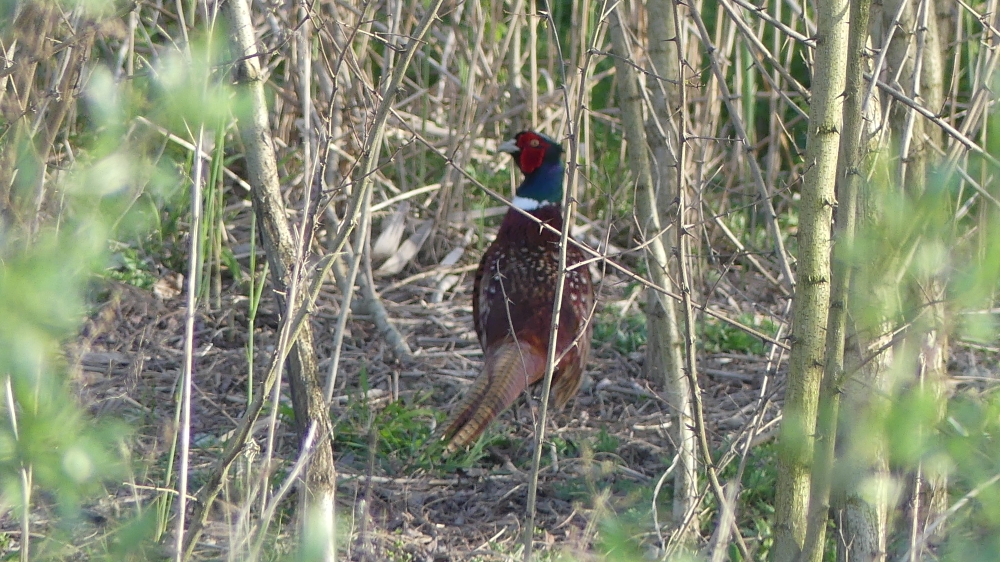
[13, 238, 792, 560]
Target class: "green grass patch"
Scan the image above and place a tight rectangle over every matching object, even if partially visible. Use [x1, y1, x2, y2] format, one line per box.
[594, 310, 647, 355]
[332, 391, 439, 475]
[700, 312, 780, 355]
[705, 441, 796, 560]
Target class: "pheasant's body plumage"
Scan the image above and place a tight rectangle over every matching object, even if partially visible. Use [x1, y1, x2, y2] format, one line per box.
[442, 131, 594, 454]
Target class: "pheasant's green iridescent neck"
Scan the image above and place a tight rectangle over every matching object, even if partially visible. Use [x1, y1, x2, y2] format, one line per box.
[513, 161, 564, 209]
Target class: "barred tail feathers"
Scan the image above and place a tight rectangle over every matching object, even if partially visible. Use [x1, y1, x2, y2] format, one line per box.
[551, 333, 590, 409]
[441, 339, 545, 455]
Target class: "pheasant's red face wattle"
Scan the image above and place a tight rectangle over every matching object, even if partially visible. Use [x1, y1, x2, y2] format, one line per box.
[517, 133, 547, 174]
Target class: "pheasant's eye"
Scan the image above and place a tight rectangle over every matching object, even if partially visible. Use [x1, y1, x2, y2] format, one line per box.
[529, 138, 540, 147]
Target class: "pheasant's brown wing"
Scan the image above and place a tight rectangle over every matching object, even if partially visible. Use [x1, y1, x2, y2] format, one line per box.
[474, 237, 562, 349]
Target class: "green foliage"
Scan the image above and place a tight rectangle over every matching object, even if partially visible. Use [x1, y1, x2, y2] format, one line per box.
[444, 424, 517, 470]
[0, 18, 247, 556]
[700, 312, 779, 355]
[880, 386, 1000, 562]
[332, 369, 440, 474]
[331, 380, 532, 475]
[826, 155, 1000, 560]
[593, 427, 622, 455]
[591, 278, 648, 356]
[0, 77, 168, 528]
[91, 510, 162, 561]
[106, 242, 159, 289]
[594, 309, 648, 355]
[583, 126, 629, 223]
[0, 88, 141, 560]
[718, 204, 800, 258]
[831, 378, 1000, 562]
[595, 517, 649, 561]
[715, 443, 778, 559]
[552, 456, 647, 507]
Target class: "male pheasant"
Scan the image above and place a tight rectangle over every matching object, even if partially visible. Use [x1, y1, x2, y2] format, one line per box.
[441, 131, 594, 454]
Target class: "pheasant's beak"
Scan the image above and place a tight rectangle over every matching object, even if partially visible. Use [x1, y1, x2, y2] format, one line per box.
[498, 138, 519, 154]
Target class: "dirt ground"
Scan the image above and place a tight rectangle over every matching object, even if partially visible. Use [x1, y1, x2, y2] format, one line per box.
[51, 246, 787, 560]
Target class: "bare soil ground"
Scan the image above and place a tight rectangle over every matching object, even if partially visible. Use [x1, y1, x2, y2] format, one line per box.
[39, 242, 788, 560]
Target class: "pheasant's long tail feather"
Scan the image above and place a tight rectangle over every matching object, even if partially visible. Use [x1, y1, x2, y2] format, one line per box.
[441, 339, 544, 455]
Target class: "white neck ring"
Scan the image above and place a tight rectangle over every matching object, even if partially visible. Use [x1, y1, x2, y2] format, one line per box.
[512, 196, 556, 211]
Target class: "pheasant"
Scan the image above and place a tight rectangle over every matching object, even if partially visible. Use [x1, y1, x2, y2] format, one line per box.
[441, 131, 594, 454]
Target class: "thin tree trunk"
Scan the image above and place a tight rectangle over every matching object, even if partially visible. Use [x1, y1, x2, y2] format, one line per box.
[645, 0, 698, 542]
[607, 6, 697, 546]
[832, 21, 894, 562]
[803, 1, 884, 560]
[225, 0, 337, 558]
[770, 0, 849, 558]
[836, 332, 892, 562]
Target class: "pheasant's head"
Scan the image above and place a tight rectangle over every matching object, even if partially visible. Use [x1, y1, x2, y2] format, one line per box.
[498, 130, 564, 209]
